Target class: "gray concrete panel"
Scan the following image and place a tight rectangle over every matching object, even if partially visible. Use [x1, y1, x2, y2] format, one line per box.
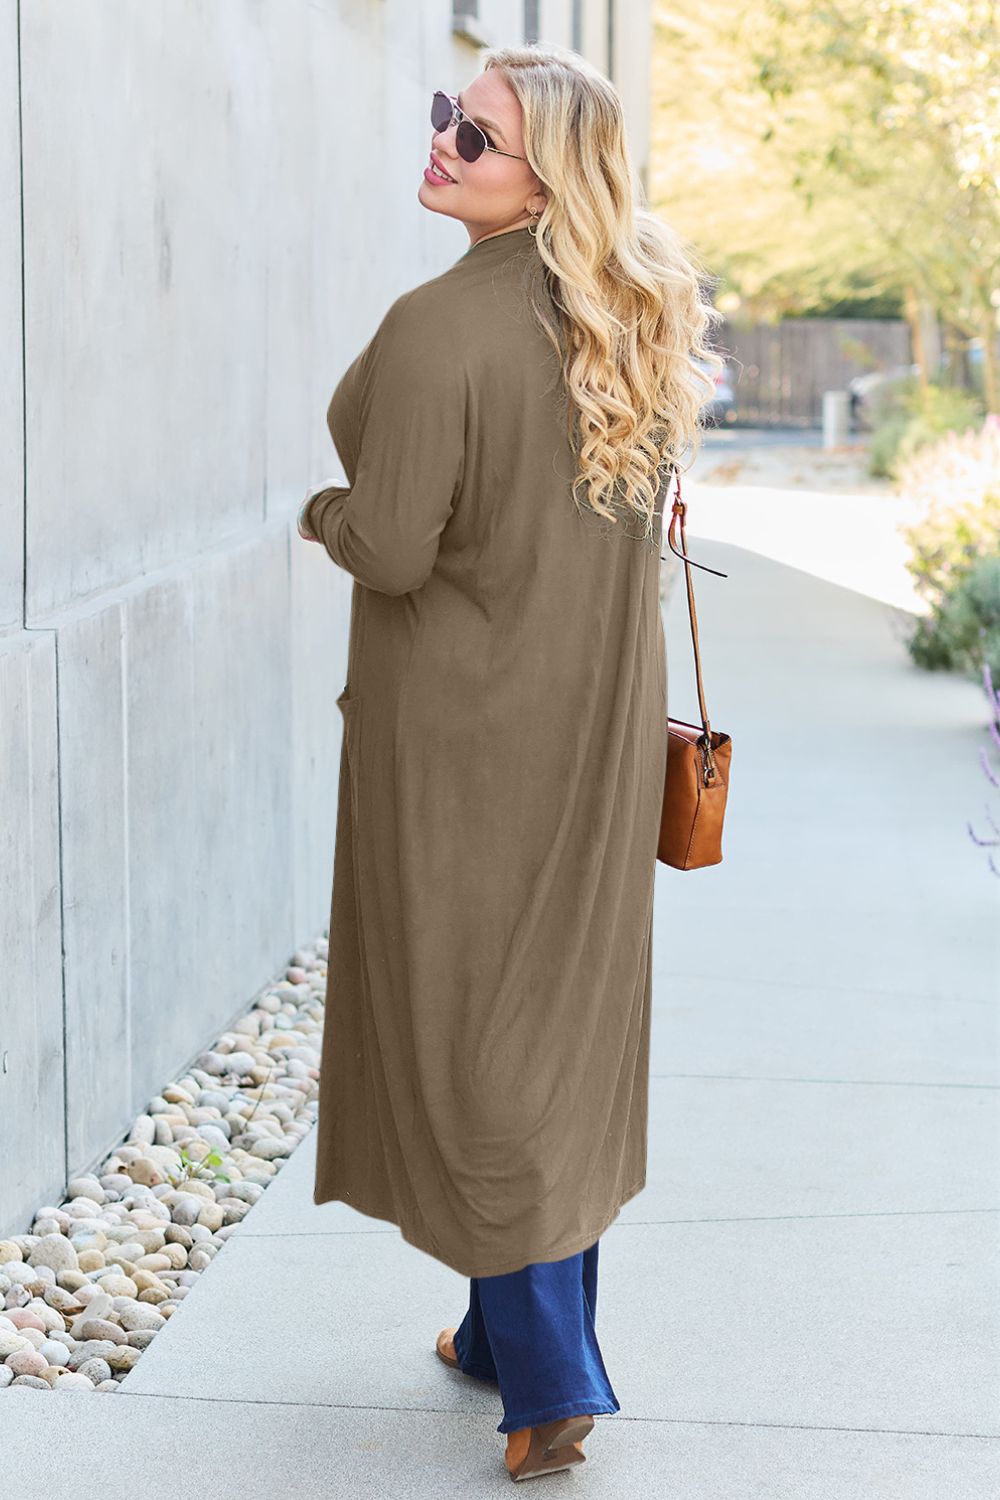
[0, 1388, 995, 1499]
[649, 972, 999, 1088]
[122, 530, 297, 1114]
[117, 1208, 1000, 1437]
[20, 4, 267, 620]
[188, 528, 295, 1014]
[122, 567, 199, 1098]
[0, 630, 63, 1233]
[0, 0, 23, 628]
[55, 600, 130, 1173]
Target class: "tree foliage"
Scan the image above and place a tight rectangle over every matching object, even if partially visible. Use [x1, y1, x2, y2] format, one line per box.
[652, 1, 1000, 406]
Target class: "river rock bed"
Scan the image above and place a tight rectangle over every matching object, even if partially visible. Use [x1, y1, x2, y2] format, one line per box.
[0, 937, 327, 1393]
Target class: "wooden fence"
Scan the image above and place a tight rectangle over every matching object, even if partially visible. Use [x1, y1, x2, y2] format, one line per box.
[715, 317, 913, 427]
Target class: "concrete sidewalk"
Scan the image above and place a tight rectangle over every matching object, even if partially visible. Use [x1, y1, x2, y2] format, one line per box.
[4, 469, 999, 1496]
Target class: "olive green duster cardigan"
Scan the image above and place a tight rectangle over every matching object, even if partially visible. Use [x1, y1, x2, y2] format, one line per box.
[307, 224, 667, 1279]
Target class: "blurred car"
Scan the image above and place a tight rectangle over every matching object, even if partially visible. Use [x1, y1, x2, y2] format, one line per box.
[693, 356, 736, 425]
[848, 365, 919, 429]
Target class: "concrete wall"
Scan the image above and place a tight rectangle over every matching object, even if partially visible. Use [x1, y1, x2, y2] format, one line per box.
[0, 0, 651, 1235]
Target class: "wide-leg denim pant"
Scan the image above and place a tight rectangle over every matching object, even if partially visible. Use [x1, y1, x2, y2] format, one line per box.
[450, 1237, 621, 1434]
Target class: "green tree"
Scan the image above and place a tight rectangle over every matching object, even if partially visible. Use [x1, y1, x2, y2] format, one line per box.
[653, 1, 1000, 408]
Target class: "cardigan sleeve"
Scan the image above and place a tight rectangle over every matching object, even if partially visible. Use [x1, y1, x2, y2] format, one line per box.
[306, 289, 468, 596]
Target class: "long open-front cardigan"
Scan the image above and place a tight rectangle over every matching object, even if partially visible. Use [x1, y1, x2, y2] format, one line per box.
[307, 224, 667, 1279]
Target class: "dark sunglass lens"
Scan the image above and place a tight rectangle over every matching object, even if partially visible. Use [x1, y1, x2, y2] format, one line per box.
[456, 121, 484, 163]
[431, 92, 452, 131]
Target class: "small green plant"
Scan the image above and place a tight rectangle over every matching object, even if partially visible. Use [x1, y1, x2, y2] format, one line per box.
[908, 555, 1000, 683]
[162, 1059, 277, 1189]
[897, 417, 1000, 678]
[868, 406, 912, 478]
[167, 1143, 231, 1187]
[869, 379, 985, 479]
[946, 557, 1000, 679]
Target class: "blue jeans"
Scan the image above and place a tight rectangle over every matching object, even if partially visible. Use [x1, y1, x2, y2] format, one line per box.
[451, 1237, 621, 1434]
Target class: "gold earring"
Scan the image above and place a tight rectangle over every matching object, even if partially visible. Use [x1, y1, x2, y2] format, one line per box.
[527, 205, 541, 236]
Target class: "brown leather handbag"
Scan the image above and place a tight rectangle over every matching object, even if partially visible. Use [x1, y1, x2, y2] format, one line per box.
[657, 466, 733, 869]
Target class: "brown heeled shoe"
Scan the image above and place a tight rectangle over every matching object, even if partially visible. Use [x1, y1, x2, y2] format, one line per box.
[503, 1413, 594, 1481]
[435, 1326, 462, 1369]
[437, 1328, 594, 1477]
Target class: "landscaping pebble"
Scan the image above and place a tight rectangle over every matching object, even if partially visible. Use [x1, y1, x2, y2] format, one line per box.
[0, 937, 327, 1393]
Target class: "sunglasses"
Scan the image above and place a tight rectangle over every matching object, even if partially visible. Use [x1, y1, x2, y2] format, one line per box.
[430, 90, 529, 164]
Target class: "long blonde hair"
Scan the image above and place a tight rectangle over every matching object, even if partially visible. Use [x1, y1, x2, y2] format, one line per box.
[482, 43, 723, 541]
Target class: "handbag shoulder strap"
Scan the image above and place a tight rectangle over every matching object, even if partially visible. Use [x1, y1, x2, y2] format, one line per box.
[660, 464, 728, 737]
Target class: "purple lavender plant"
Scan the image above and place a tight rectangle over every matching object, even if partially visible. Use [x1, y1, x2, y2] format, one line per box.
[968, 659, 1000, 877]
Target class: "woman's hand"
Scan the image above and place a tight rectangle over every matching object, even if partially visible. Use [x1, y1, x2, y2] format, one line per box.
[297, 492, 316, 541]
[298, 484, 332, 542]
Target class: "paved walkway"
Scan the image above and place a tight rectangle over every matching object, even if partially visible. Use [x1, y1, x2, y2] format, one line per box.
[4, 443, 999, 1497]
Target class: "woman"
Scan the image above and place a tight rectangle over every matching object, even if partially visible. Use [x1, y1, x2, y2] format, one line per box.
[299, 41, 718, 1482]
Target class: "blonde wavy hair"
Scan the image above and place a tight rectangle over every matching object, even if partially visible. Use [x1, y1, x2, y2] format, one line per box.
[482, 42, 724, 541]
